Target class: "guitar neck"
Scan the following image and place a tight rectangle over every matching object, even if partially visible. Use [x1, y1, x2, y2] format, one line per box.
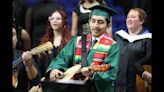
[89, 64, 111, 72]
[13, 57, 23, 69]
[12, 48, 38, 69]
[12, 41, 53, 69]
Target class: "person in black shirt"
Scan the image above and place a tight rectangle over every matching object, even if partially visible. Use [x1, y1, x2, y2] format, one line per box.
[71, 0, 106, 36]
[12, 25, 41, 92]
[25, 0, 65, 48]
[12, 19, 31, 51]
[34, 8, 72, 79]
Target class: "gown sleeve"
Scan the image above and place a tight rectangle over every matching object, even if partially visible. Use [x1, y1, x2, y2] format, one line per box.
[93, 42, 120, 92]
[46, 37, 77, 73]
[134, 39, 152, 76]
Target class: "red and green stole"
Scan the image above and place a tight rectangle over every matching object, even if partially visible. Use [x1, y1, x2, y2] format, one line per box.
[75, 33, 114, 66]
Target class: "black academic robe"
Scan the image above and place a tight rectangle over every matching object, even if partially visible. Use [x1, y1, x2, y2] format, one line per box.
[113, 29, 152, 92]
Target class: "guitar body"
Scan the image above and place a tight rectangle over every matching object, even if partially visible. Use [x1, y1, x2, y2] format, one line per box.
[12, 72, 18, 88]
[60, 64, 82, 80]
[60, 64, 111, 80]
[71, 72, 87, 80]
[136, 65, 152, 92]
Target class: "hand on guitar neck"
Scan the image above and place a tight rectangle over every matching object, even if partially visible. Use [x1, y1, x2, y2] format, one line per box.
[81, 64, 111, 78]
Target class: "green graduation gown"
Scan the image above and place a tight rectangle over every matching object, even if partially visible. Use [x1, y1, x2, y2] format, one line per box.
[47, 36, 120, 92]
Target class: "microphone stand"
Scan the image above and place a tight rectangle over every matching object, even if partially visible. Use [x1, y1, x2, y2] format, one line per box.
[81, 24, 100, 67]
[81, 24, 89, 67]
[144, 80, 149, 92]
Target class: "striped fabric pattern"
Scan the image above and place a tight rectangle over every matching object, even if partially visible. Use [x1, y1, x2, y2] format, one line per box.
[75, 34, 113, 66]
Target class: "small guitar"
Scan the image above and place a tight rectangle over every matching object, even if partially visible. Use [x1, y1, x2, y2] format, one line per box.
[59, 64, 111, 80]
[12, 41, 53, 88]
[136, 65, 152, 92]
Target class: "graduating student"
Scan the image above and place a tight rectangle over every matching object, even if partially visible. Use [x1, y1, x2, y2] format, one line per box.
[46, 5, 120, 92]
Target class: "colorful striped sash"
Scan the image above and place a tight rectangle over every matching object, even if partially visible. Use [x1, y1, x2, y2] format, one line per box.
[75, 34, 114, 66]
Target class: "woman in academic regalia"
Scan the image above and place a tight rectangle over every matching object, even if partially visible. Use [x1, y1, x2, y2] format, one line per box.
[113, 8, 152, 92]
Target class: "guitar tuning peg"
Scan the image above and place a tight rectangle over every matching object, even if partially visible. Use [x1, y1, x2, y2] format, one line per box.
[43, 51, 46, 55]
[48, 50, 52, 54]
[38, 53, 41, 57]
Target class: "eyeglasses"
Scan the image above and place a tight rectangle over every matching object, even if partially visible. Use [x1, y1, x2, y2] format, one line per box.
[48, 16, 62, 21]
